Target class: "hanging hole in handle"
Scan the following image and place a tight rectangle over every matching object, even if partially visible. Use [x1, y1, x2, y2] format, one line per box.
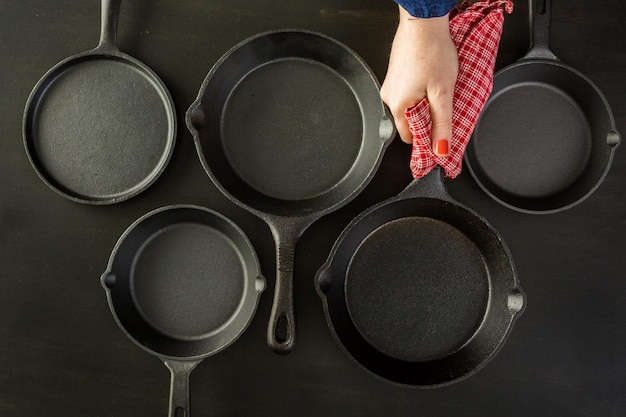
[275, 313, 290, 344]
[175, 407, 185, 417]
[536, 0, 546, 14]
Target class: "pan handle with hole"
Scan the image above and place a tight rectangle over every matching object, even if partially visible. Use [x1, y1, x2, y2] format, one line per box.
[101, 205, 265, 413]
[164, 360, 200, 417]
[523, 0, 558, 61]
[265, 216, 312, 354]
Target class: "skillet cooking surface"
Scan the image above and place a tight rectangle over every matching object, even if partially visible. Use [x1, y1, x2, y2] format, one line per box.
[191, 30, 392, 217]
[104, 206, 264, 358]
[346, 217, 489, 362]
[471, 80, 591, 199]
[25, 56, 174, 202]
[131, 222, 245, 340]
[223, 57, 362, 201]
[317, 171, 525, 386]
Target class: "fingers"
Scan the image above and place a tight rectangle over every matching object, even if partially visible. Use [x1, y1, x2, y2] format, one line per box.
[383, 94, 453, 149]
[427, 89, 454, 157]
[380, 83, 418, 144]
[380, 8, 457, 153]
[391, 109, 414, 144]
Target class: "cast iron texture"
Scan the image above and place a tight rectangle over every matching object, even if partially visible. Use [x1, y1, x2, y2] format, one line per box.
[22, 0, 176, 204]
[101, 205, 265, 417]
[465, 0, 620, 214]
[186, 29, 395, 354]
[316, 167, 525, 387]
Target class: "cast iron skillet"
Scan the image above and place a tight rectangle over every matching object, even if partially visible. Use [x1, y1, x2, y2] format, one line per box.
[316, 167, 525, 387]
[186, 30, 394, 354]
[465, 0, 620, 214]
[101, 205, 265, 417]
[23, 0, 176, 204]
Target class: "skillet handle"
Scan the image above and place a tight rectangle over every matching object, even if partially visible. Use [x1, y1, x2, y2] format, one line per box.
[164, 359, 200, 417]
[97, 0, 121, 51]
[267, 243, 297, 354]
[266, 219, 310, 354]
[398, 166, 454, 201]
[523, 0, 558, 61]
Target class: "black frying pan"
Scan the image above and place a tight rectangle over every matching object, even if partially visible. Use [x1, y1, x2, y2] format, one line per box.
[23, 0, 176, 204]
[101, 205, 265, 417]
[316, 167, 525, 387]
[465, 0, 620, 214]
[186, 30, 394, 354]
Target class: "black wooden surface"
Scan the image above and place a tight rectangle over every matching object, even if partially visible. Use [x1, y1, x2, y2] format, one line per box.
[1, 1, 625, 416]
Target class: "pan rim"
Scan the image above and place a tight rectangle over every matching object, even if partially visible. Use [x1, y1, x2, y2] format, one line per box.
[465, 58, 618, 214]
[218, 55, 364, 202]
[102, 204, 265, 361]
[186, 28, 393, 219]
[129, 221, 250, 342]
[316, 192, 524, 387]
[343, 215, 491, 363]
[22, 48, 177, 205]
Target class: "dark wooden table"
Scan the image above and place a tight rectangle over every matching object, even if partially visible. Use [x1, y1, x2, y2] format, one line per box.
[1, 1, 625, 416]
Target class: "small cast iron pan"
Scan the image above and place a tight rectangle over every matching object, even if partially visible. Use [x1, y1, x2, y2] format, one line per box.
[101, 205, 265, 417]
[465, 0, 620, 214]
[23, 0, 176, 204]
[186, 30, 394, 354]
[316, 167, 525, 387]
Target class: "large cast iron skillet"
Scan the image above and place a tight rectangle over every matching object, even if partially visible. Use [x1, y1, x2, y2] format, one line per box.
[23, 0, 176, 204]
[187, 30, 394, 354]
[316, 168, 525, 387]
[465, 0, 620, 213]
[102, 205, 265, 417]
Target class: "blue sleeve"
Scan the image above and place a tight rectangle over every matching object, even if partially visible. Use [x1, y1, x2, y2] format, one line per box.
[394, 0, 457, 18]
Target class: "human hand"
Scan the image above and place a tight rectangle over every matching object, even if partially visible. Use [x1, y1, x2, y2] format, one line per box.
[380, 6, 458, 157]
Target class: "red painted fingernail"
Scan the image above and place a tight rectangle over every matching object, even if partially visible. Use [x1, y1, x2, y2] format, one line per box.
[435, 140, 449, 155]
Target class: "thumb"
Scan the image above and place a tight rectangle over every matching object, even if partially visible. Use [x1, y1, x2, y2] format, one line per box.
[428, 92, 453, 157]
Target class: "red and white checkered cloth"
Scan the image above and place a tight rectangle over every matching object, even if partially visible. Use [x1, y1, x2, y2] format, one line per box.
[406, 0, 513, 179]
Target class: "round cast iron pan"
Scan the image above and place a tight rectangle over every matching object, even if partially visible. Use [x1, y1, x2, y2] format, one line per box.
[23, 0, 176, 204]
[186, 30, 394, 354]
[316, 168, 525, 387]
[465, 0, 620, 214]
[101, 205, 265, 417]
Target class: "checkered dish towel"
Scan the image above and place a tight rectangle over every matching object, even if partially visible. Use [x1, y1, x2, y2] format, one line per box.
[406, 0, 513, 179]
